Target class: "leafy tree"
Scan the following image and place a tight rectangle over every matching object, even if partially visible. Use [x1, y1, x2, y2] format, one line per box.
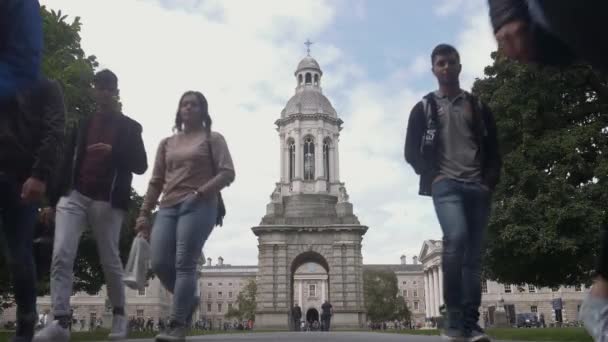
[225, 279, 257, 321]
[0, 7, 142, 310]
[363, 269, 411, 323]
[474, 52, 608, 286]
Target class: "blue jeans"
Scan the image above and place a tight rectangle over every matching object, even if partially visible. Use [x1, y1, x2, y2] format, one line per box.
[150, 195, 216, 324]
[0, 174, 38, 322]
[432, 178, 491, 332]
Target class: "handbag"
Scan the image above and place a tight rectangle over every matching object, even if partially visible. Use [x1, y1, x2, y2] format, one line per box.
[207, 137, 226, 227]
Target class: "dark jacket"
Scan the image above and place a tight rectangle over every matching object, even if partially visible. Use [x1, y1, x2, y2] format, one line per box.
[488, 0, 608, 70]
[49, 112, 147, 210]
[404, 92, 501, 196]
[0, 78, 65, 182]
[0, 0, 43, 100]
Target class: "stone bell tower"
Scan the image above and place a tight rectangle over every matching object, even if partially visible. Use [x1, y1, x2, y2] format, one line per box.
[252, 46, 368, 330]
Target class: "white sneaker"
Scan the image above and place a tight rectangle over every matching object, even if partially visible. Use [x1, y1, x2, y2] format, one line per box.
[33, 320, 70, 342]
[108, 315, 128, 341]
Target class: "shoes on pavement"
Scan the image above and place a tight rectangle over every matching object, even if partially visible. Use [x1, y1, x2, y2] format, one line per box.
[155, 320, 186, 342]
[108, 314, 128, 341]
[33, 320, 70, 342]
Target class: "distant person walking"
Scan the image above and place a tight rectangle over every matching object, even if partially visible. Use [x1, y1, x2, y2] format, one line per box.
[292, 304, 302, 331]
[404, 44, 501, 342]
[135, 91, 235, 342]
[321, 300, 333, 332]
[34, 69, 148, 342]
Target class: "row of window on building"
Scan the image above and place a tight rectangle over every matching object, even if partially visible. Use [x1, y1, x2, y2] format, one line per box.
[207, 291, 234, 300]
[205, 302, 234, 314]
[402, 289, 419, 298]
[481, 281, 589, 294]
[206, 282, 241, 287]
[404, 301, 421, 312]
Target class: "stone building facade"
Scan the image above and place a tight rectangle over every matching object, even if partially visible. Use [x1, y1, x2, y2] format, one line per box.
[419, 240, 588, 327]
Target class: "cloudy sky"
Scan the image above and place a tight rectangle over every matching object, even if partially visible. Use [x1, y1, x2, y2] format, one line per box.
[40, 0, 497, 266]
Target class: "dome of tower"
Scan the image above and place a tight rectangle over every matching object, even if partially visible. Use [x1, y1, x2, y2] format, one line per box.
[281, 90, 337, 118]
[296, 56, 322, 74]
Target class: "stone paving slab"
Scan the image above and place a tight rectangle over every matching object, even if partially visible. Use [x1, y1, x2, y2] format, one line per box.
[120, 331, 523, 342]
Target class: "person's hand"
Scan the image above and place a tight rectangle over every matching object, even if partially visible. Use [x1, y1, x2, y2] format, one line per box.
[21, 177, 46, 204]
[87, 143, 112, 153]
[495, 20, 535, 63]
[135, 216, 151, 240]
[40, 207, 55, 226]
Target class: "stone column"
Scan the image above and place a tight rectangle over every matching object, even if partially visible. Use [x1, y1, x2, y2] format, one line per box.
[334, 136, 340, 181]
[433, 266, 441, 316]
[321, 280, 326, 303]
[424, 270, 431, 318]
[299, 281, 303, 307]
[315, 131, 324, 179]
[279, 134, 286, 182]
[429, 269, 436, 317]
[438, 265, 444, 307]
[295, 129, 302, 179]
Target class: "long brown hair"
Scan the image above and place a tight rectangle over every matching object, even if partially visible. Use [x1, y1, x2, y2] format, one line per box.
[174, 91, 212, 132]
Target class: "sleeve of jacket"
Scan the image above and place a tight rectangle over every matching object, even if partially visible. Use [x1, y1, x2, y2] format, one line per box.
[48, 122, 78, 207]
[30, 80, 66, 183]
[488, 0, 530, 33]
[116, 119, 148, 175]
[404, 101, 425, 175]
[481, 102, 502, 189]
[0, 0, 43, 99]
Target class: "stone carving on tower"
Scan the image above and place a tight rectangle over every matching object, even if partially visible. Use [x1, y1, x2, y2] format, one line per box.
[252, 43, 368, 330]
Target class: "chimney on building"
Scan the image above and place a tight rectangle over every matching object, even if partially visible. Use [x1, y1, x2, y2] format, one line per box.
[413, 256, 419, 265]
[207, 257, 212, 266]
[400, 255, 407, 265]
[218, 256, 224, 266]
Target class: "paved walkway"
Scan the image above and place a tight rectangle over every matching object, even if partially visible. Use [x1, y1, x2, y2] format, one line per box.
[122, 331, 520, 341]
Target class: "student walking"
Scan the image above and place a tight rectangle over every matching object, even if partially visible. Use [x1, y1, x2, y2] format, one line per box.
[404, 44, 501, 342]
[135, 91, 235, 342]
[34, 69, 148, 342]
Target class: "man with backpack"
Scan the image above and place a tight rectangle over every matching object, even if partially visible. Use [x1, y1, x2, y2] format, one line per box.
[404, 44, 501, 342]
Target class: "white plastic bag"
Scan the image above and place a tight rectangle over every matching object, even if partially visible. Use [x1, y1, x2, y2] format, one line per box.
[123, 235, 150, 291]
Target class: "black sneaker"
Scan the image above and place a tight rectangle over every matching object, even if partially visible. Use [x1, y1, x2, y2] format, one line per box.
[441, 327, 466, 341]
[466, 328, 492, 342]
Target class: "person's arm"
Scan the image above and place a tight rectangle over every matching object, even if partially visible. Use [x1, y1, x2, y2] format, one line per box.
[481, 103, 502, 190]
[47, 121, 78, 208]
[30, 80, 66, 183]
[404, 101, 425, 175]
[138, 138, 168, 218]
[116, 119, 148, 175]
[0, 0, 43, 99]
[196, 132, 235, 198]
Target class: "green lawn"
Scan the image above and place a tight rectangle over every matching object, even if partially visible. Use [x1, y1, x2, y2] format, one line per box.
[383, 327, 592, 341]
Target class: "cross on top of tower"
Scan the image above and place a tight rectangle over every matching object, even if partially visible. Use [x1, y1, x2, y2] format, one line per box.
[304, 39, 314, 56]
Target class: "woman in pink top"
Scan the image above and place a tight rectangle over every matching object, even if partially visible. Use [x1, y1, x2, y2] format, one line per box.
[135, 91, 235, 342]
